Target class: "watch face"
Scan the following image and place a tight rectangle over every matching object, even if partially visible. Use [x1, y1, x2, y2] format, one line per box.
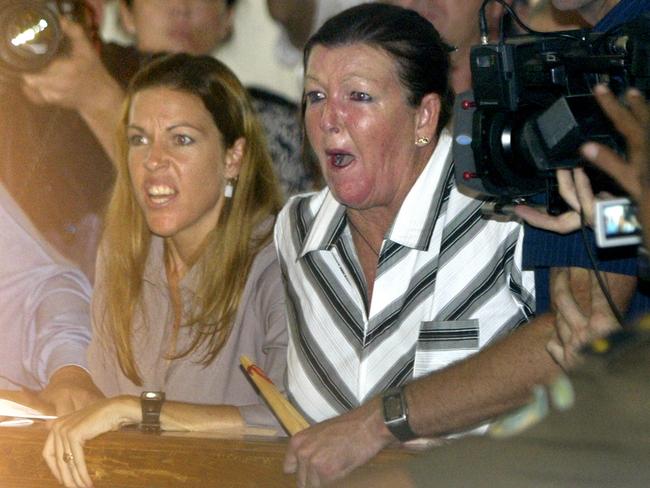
[384, 394, 403, 420]
[142, 391, 163, 401]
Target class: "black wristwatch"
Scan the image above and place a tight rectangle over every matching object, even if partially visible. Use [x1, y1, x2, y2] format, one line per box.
[140, 391, 165, 433]
[382, 386, 418, 442]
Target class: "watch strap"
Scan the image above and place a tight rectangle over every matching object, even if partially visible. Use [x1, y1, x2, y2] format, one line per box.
[382, 386, 418, 442]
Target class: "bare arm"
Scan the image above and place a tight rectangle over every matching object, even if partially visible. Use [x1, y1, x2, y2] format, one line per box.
[284, 268, 636, 487]
[43, 395, 244, 488]
[21, 18, 124, 162]
[405, 313, 557, 435]
[407, 269, 633, 432]
[282, 315, 558, 487]
[266, 0, 317, 49]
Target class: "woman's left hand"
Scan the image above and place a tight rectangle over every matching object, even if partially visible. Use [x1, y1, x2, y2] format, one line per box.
[42, 395, 138, 488]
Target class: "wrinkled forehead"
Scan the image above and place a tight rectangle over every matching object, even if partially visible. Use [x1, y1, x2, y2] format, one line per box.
[306, 42, 400, 76]
[305, 42, 412, 101]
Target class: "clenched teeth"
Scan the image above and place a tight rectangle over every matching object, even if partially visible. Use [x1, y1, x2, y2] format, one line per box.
[148, 185, 176, 197]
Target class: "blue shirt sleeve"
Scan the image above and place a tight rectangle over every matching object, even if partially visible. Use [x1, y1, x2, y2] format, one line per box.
[523, 222, 650, 321]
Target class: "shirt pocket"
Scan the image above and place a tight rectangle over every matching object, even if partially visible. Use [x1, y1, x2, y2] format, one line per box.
[413, 319, 479, 378]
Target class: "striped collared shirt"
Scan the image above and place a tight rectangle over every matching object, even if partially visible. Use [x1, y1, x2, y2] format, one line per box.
[275, 130, 535, 423]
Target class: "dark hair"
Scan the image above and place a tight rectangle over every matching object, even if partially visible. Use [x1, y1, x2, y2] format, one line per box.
[123, 0, 238, 8]
[304, 3, 453, 135]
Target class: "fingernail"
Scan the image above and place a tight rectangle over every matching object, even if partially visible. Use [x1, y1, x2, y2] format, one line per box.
[594, 84, 609, 94]
[581, 142, 599, 160]
[627, 87, 642, 97]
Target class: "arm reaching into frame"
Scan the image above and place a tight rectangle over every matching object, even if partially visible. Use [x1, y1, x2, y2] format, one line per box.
[21, 17, 124, 161]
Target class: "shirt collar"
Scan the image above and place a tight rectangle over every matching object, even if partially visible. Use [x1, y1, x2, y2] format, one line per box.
[299, 128, 453, 256]
[387, 128, 453, 251]
[299, 190, 347, 257]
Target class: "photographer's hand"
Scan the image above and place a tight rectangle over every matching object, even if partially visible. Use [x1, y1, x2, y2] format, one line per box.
[515, 85, 650, 233]
[548, 267, 622, 370]
[580, 85, 650, 202]
[21, 17, 124, 161]
[514, 167, 597, 233]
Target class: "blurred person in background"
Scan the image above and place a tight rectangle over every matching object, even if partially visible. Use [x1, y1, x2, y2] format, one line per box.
[22, 0, 312, 198]
[511, 0, 650, 329]
[267, 0, 367, 67]
[551, 0, 650, 30]
[524, 0, 587, 31]
[0, 0, 115, 281]
[0, 182, 102, 415]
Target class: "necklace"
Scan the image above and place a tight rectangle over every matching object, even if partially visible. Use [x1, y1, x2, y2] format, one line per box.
[347, 217, 380, 257]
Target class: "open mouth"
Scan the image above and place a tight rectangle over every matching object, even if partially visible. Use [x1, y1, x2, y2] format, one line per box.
[327, 151, 355, 168]
[147, 184, 177, 205]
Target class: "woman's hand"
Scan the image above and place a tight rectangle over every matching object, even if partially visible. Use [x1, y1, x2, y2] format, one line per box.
[38, 366, 105, 416]
[283, 398, 393, 487]
[43, 395, 139, 488]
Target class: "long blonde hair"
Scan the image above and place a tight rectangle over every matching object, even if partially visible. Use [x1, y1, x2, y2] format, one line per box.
[102, 53, 283, 385]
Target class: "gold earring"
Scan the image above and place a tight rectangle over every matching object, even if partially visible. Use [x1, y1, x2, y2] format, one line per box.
[416, 136, 430, 147]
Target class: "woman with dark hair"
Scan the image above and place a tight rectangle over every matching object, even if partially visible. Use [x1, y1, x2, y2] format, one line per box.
[42, 53, 287, 488]
[274, 4, 560, 485]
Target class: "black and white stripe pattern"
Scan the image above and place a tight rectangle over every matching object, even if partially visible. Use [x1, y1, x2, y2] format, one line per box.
[275, 131, 535, 422]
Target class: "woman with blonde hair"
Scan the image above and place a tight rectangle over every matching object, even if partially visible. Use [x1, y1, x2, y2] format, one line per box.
[43, 53, 287, 488]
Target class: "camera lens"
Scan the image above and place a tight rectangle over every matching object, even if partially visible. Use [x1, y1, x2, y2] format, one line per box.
[0, 0, 62, 74]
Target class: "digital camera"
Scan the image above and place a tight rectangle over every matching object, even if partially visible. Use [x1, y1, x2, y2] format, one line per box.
[594, 198, 642, 248]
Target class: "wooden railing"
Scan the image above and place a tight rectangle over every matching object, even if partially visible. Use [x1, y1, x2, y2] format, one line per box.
[0, 424, 414, 487]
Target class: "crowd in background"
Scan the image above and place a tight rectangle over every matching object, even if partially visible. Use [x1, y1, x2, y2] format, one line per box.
[1, 1, 649, 487]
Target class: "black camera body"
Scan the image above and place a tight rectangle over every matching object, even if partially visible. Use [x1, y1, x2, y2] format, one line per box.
[0, 0, 86, 75]
[453, 14, 650, 212]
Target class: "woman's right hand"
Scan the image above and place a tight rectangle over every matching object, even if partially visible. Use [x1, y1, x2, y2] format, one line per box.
[43, 395, 139, 488]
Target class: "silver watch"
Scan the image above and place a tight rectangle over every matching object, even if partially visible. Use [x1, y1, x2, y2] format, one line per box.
[382, 386, 418, 442]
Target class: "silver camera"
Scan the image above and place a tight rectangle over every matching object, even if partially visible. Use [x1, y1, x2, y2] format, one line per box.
[594, 198, 642, 248]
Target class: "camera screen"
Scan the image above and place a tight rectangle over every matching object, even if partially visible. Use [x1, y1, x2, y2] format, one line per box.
[601, 202, 641, 238]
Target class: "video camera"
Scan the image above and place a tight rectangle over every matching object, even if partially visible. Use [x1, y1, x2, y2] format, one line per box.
[0, 0, 91, 75]
[453, 12, 650, 214]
